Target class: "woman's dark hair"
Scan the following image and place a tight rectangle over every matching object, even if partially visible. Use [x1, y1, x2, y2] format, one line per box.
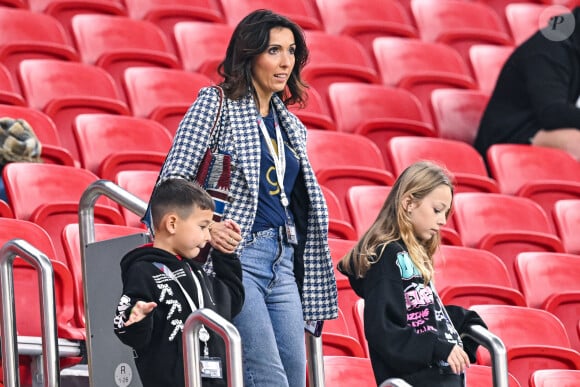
[218, 9, 309, 107]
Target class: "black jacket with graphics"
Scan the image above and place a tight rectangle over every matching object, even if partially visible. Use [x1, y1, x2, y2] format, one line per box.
[113, 245, 244, 387]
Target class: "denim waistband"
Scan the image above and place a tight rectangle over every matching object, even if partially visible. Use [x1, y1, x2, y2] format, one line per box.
[250, 226, 285, 239]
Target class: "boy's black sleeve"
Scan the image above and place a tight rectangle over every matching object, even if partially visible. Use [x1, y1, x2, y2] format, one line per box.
[208, 250, 245, 318]
[446, 305, 488, 363]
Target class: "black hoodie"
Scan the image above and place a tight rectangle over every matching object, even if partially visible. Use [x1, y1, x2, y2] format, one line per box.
[113, 245, 244, 387]
[475, 7, 580, 160]
[342, 241, 486, 387]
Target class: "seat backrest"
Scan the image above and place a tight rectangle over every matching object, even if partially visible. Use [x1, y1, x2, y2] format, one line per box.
[515, 251, 580, 309]
[465, 365, 522, 387]
[220, 0, 322, 30]
[0, 218, 57, 261]
[346, 185, 391, 238]
[115, 170, 158, 228]
[322, 355, 376, 386]
[530, 369, 580, 387]
[73, 113, 173, 175]
[553, 200, 580, 255]
[0, 63, 25, 106]
[469, 44, 514, 94]
[505, 3, 568, 45]
[429, 88, 489, 144]
[0, 105, 61, 147]
[487, 144, 580, 195]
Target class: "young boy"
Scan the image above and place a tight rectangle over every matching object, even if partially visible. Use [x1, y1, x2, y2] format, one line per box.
[113, 178, 244, 387]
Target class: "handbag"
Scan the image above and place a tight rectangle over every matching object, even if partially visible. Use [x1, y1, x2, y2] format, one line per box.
[142, 86, 231, 262]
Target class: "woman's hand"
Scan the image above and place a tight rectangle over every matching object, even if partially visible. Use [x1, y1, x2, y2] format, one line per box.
[447, 345, 470, 375]
[209, 219, 242, 253]
[124, 301, 157, 327]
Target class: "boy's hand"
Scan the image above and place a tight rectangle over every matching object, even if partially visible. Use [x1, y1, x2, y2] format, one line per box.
[125, 301, 157, 326]
[209, 219, 242, 253]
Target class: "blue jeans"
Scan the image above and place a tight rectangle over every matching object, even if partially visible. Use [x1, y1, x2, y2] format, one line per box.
[233, 227, 305, 387]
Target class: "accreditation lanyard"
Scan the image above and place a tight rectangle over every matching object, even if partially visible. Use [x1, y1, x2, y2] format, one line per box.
[257, 108, 298, 245]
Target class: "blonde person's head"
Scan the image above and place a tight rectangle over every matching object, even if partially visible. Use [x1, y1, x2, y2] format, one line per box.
[338, 161, 454, 283]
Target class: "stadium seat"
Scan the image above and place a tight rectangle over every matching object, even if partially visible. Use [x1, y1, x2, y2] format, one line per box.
[17, 59, 131, 162]
[173, 21, 233, 84]
[318, 356, 376, 387]
[287, 87, 335, 131]
[468, 44, 514, 94]
[452, 193, 565, 289]
[123, 0, 224, 52]
[315, 0, 417, 56]
[115, 170, 158, 228]
[530, 369, 580, 387]
[470, 304, 580, 387]
[27, 0, 127, 44]
[486, 144, 580, 232]
[327, 237, 356, 284]
[302, 31, 380, 107]
[306, 130, 394, 224]
[386, 137, 500, 194]
[0, 105, 75, 166]
[0, 0, 26, 8]
[505, 3, 571, 45]
[61, 223, 147, 325]
[429, 88, 490, 144]
[73, 113, 172, 179]
[320, 305, 365, 357]
[327, 83, 436, 170]
[434, 245, 526, 308]
[219, 0, 322, 30]
[465, 364, 522, 387]
[122, 67, 212, 134]
[321, 186, 357, 240]
[71, 14, 181, 100]
[0, 8, 78, 90]
[411, 0, 512, 64]
[0, 199, 14, 218]
[352, 298, 370, 357]
[373, 37, 477, 124]
[322, 306, 350, 336]
[553, 200, 580, 255]
[0, 64, 26, 106]
[515, 251, 580, 352]
[0, 218, 58, 263]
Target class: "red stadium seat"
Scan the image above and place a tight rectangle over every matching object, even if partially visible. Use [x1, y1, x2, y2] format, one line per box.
[327, 237, 356, 284]
[319, 356, 376, 387]
[328, 83, 435, 170]
[287, 87, 335, 131]
[173, 21, 233, 84]
[429, 88, 489, 144]
[434, 245, 526, 307]
[71, 14, 180, 100]
[17, 59, 130, 162]
[315, 0, 417, 56]
[0, 64, 26, 106]
[122, 67, 212, 134]
[465, 364, 522, 387]
[320, 305, 365, 357]
[0, 200, 14, 219]
[73, 113, 172, 178]
[387, 137, 499, 194]
[302, 31, 380, 107]
[115, 170, 158, 228]
[468, 44, 514, 94]
[306, 130, 394, 224]
[411, 0, 512, 63]
[486, 144, 580, 233]
[61, 223, 147, 325]
[321, 186, 357, 240]
[453, 193, 565, 289]
[505, 3, 571, 45]
[352, 298, 370, 357]
[373, 37, 477, 124]
[515, 251, 580, 352]
[220, 0, 322, 30]
[530, 369, 580, 387]
[553, 200, 580, 255]
[0, 0, 26, 7]
[470, 304, 580, 387]
[0, 8, 78, 90]
[0, 105, 75, 166]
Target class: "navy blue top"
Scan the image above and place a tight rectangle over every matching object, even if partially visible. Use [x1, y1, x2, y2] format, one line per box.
[252, 110, 300, 233]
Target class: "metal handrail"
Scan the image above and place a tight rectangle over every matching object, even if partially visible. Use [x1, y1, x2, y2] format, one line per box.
[306, 334, 325, 387]
[0, 239, 60, 387]
[182, 308, 243, 387]
[462, 324, 509, 387]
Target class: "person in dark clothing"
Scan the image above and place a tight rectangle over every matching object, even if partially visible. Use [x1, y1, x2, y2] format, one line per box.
[338, 161, 487, 387]
[475, 6, 580, 162]
[113, 179, 244, 387]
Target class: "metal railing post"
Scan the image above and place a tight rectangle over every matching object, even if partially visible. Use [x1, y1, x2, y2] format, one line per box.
[183, 308, 243, 387]
[0, 239, 60, 387]
[462, 324, 509, 387]
[306, 334, 325, 387]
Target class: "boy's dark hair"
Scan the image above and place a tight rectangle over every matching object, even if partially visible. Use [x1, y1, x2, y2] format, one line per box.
[218, 9, 309, 108]
[150, 179, 215, 231]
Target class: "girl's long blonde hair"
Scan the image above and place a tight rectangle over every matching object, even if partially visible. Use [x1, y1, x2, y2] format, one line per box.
[337, 161, 454, 284]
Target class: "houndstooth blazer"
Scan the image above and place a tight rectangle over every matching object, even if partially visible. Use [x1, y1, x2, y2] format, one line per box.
[159, 86, 338, 321]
